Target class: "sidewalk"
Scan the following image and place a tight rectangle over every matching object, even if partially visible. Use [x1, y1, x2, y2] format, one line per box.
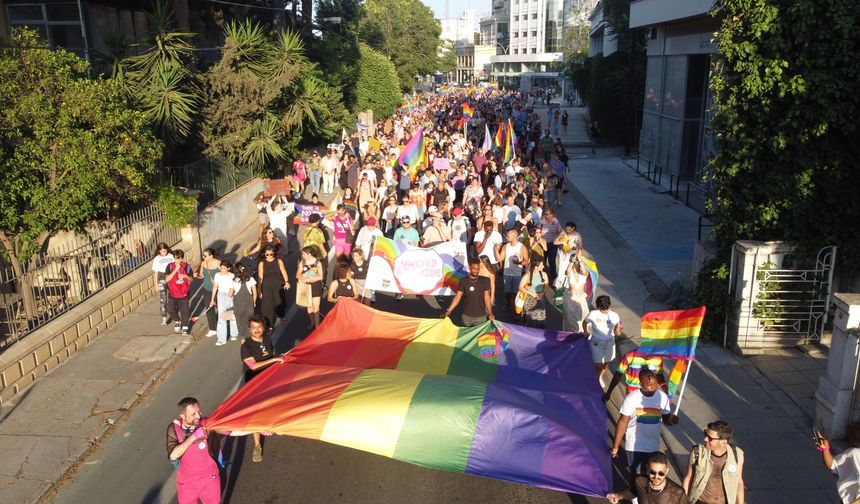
[535, 102, 837, 502]
[0, 224, 258, 504]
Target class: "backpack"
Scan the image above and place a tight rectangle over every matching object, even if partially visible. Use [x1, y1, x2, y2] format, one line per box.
[166, 261, 192, 299]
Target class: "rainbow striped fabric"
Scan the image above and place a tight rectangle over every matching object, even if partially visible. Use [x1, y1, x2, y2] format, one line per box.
[462, 101, 474, 118]
[582, 257, 599, 306]
[398, 128, 427, 180]
[638, 307, 706, 360]
[616, 350, 664, 393]
[635, 406, 664, 425]
[666, 359, 687, 397]
[494, 121, 505, 150]
[205, 300, 611, 496]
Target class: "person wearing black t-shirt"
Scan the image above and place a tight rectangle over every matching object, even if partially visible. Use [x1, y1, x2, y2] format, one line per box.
[445, 261, 494, 326]
[239, 315, 284, 463]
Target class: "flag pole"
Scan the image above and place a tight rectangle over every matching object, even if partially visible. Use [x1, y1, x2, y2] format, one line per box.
[673, 360, 693, 415]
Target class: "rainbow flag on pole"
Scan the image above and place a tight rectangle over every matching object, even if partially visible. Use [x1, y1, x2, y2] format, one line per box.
[504, 119, 517, 163]
[666, 359, 687, 397]
[462, 101, 474, 119]
[638, 307, 706, 359]
[398, 128, 427, 180]
[494, 121, 505, 150]
[205, 300, 611, 496]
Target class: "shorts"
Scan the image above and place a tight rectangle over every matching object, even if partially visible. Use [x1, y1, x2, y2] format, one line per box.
[590, 338, 615, 364]
[555, 177, 564, 189]
[503, 275, 520, 293]
[258, 213, 269, 225]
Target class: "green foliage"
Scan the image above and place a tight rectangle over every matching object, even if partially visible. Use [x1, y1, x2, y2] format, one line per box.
[710, 0, 860, 274]
[751, 261, 784, 328]
[200, 20, 348, 176]
[155, 185, 197, 227]
[0, 29, 162, 260]
[358, 0, 443, 92]
[309, 0, 363, 111]
[124, 0, 200, 146]
[693, 259, 737, 342]
[354, 43, 402, 118]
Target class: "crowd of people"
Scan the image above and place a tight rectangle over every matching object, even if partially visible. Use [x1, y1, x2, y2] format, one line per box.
[159, 88, 757, 504]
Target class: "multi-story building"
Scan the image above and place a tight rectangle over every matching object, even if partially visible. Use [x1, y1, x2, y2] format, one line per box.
[489, 0, 595, 89]
[628, 0, 718, 206]
[455, 42, 496, 85]
[439, 9, 475, 44]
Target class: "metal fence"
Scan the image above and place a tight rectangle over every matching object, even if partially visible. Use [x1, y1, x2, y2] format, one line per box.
[0, 205, 182, 352]
[168, 157, 255, 209]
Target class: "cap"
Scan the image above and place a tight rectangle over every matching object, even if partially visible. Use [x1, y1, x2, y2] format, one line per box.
[452, 207, 464, 216]
[366, 217, 377, 226]
[426, 205, 438, 215]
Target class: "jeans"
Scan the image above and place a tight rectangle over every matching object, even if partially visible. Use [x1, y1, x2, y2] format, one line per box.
[216, 292, 238, 343]
[309, 170, 321, 194]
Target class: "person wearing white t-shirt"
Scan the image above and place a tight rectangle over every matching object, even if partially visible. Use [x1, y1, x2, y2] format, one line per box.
[151, 242, 174, 325]
[611, 369, 678, 477]
[473, 221, 503, 268]
[447, 208, 471, 243]
[583, 295, 623, 380]
[500, 195, 521, 231]
[817, 423, 860, 504]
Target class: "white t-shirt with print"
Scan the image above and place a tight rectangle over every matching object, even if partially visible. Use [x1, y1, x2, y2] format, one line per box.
[585, 309, 620, 342]
[152, 254, 174, 274]
[619, 389, 671, 452]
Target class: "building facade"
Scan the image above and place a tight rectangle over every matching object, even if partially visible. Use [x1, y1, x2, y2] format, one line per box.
[440, 9, 475, 44]
[455, 42, 496, 84]
[488, 0, 595, 89]
[630, 0, 719, 199]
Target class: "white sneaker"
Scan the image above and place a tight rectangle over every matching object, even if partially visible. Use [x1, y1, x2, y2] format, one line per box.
[173, 323, 181, 333]
[215, 341, 226, 347]
[206, 330, 217, 338]
[230, 335, 238, 341]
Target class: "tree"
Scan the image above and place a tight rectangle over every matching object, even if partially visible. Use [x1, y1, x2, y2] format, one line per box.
[309, 0, 363, 111]
[709, 0, 860, 272]
[0, 29, 162, 316]
[354, 43, 402, 118]
[124, 0, 200, 147]
[200, 20, 348, 174]
[358, 0, 442, 92]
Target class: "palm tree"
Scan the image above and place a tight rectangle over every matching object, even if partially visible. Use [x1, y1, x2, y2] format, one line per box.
[124, 0, 200, 146]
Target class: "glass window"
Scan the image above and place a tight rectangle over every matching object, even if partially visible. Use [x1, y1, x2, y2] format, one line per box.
[514, 15, 518, 21]
[532, 13, 537, 19]
[46, 4, 80, 22]
[662, 56, 687, 119]
[531, 30, 537, 36]
[8, 5, 44, 21]
[513, 32, 518, 38]
[643, 57, 663, 113]
[531, 48, 536, 54]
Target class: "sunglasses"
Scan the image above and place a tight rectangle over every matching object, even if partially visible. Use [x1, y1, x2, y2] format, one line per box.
[648, 470, 667, 477]
[264, 253, 274, 257]
[703, 430, 724, 442]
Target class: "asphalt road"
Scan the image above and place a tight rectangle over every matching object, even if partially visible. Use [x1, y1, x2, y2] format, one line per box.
[49, 269, 626, 504]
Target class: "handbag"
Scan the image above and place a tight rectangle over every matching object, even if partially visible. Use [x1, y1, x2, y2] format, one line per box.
[553, 276, 568, 309]
[514, 291, 527, 314]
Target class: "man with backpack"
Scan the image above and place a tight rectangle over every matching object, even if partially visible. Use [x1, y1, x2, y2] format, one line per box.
[165, 249, 194, 335]
[166, 397, 224, 504]
[683, 420, 746, 504]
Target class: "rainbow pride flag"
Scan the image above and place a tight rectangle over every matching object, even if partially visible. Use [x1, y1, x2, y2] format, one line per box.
[638, 306, 706, 360]
[582, 257, 599, 306]
[365, 236, 467, 295]
[494, 121, 505, 150]
[666, 359, 687, 397]
[205, 300, 611, 496]
[462, 101, 474, 118]
[398, 128, 427, 180]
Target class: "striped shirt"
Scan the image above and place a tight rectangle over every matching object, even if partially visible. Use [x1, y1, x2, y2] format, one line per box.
[616, 350, 664, 393]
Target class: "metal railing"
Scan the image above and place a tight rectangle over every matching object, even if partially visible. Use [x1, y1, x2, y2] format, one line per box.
[168, 157, 255, 209]
[0, 205, 182, 351]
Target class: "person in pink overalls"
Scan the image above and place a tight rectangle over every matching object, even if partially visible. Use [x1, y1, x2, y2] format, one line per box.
[329, 204, 354, 257]
[166, 397, 222, 504]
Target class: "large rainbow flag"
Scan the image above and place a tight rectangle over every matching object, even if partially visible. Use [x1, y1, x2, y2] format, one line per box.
[398, 128, 427, 180]
[205, 300, 611, 496]
[581, 257, 599, 306]
[638, 306, 706, 360]
[365, 236, 467, 295]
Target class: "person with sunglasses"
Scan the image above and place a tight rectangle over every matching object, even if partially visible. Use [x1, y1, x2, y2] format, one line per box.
[606, 451, 688, 504]
[683, 420, 746, 504]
